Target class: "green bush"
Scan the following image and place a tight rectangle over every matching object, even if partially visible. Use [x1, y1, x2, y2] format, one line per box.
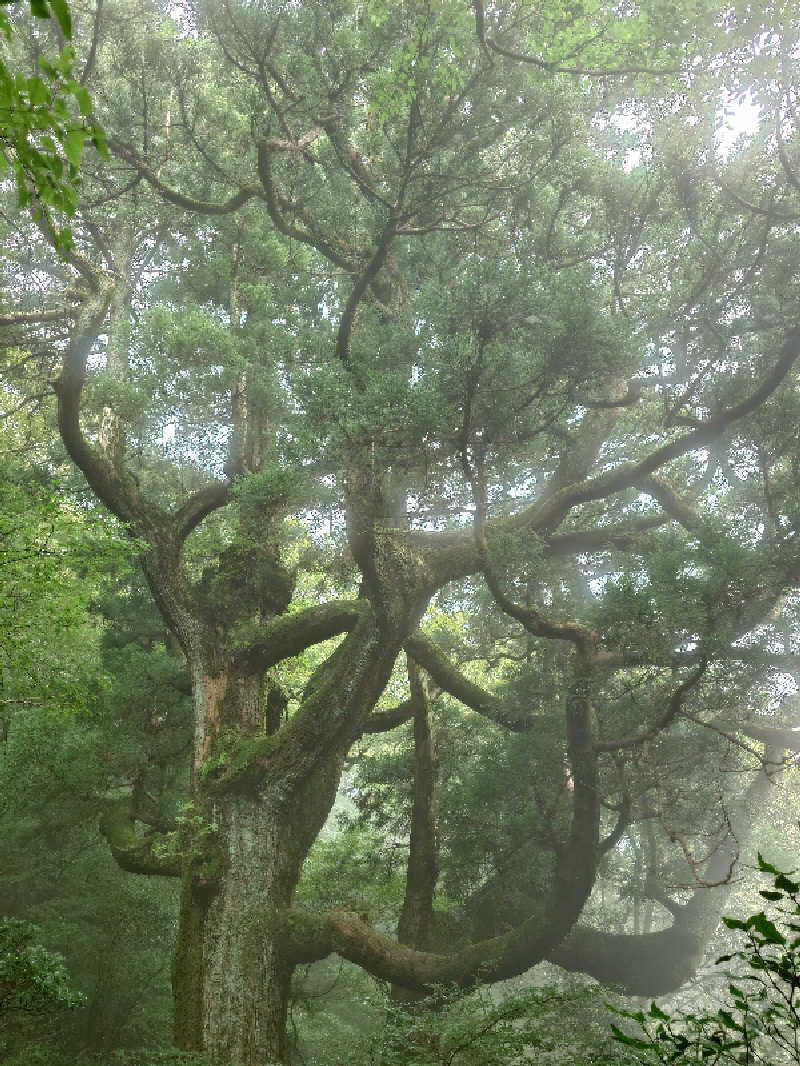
[0, 916, 84, 1016]
[309, 979, 625, 1066]
[610, 854, 800, 1064]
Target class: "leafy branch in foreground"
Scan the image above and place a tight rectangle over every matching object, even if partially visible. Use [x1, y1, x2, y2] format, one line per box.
[0, 0, 107, 253]
[610, 855, 800, 1064]
[0, 916, 84, 1017]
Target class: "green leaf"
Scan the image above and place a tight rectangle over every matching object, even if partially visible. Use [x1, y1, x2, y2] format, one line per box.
[610, 1024, 653, 1050]
[723, 917, 748, 931]
[748, 913, 786, 945]
[70, 83, 91, 116]
[717, 1010, 743, 1032]
[28, 0, 50, 18]
[26, 76, 49, 105]
[774, 873, 800, 893]
[91, 127, 109, 160]
[648, 1002, 670, 1020]
[63, 127, 86, 167]
[48, 0, 71, 37]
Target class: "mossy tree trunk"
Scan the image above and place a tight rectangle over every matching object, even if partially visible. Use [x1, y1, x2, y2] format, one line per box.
[169, 609, 409, 1065]
[172, 771, 335, 1064]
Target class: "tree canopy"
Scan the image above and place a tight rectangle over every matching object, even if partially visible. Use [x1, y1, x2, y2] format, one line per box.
[2, 0, 800, 1063]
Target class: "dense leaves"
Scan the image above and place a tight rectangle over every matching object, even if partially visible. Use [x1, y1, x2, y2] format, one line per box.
[0, 917, 83, 1015]
[0, 0, 106, 251]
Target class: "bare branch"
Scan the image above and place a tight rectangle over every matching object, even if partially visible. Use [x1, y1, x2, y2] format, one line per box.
[594, 659, 708, 752]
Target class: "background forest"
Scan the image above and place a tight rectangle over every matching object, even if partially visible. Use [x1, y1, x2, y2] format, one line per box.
[2, 0, 800, 1063]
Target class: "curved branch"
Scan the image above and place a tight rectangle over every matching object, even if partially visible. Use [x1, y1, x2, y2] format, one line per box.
[100, 797, 180, 877]
[335, 214, 398, 363]
[472, 1, 679, 77]
[52, 290, 165, 533]
[404, 631, 530, 731]
[107, 136, 263, 216]
[256, 138, 359, 271]
[421, 320, 800, 590]
[233, 599, 370, 673]
[290, 654, 601, 989]
[173, 481, 231, 544]
[594, 658, 708, 752]
[550, 747, 780, 993]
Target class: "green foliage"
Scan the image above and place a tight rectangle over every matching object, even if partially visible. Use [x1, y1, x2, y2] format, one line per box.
[0, 0, 107, 252]
[610, 855, 800, 1064]
[310, 980, 627, 1066]
[0, 917, 84, 1015]
[0, 471, 129, 716]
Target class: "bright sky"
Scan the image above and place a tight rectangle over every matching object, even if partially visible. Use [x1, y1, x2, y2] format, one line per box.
[715, 90, 762, 159]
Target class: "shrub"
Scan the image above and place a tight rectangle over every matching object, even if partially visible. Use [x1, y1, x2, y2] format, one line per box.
[610, 854, 800, 1064]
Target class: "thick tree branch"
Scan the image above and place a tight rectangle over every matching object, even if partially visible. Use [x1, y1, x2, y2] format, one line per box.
[397, 661, 438, 951]
[635, 474, 701, 530]
[107, 136, 263, 215]
[0, 306, 76, 326]
[548, 748, 780, 993]
[52, 290, 171, 541]
[543, 516, 667, 556]
[359, 700, 416, 735]
[739, 722, 800, 753]
[232, 600, 370, 674]
[100, 797, 180, 877]
[173, 482, 231, 544]
[289, 653, 601, 989]
[599, 793, 632, 854]
[404, 631, 530, 731]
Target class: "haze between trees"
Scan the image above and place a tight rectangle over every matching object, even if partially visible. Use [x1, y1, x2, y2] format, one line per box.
[2, 0, 800, 1063]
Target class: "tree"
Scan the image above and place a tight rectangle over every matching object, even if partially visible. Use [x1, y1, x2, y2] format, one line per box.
[2, 0, 800, 1062]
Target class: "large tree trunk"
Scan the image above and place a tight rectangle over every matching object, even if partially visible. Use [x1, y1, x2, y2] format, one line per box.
[174, 794, 300, 1064]
[172, 669, 345, 1066]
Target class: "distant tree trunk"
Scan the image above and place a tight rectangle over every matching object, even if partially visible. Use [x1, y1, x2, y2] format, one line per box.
[397, 661, 438, 953]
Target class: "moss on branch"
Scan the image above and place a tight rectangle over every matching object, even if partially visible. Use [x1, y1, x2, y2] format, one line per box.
[100, 796, 181, 877]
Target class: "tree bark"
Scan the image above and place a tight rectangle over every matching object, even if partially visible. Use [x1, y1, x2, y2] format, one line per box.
[397, 661, 438, 952]
[171, 664, 349, 1065]
[173, 793, 300, 1064]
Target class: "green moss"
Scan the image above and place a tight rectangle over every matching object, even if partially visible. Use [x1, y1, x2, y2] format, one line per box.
[230, 732, 281, 775]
